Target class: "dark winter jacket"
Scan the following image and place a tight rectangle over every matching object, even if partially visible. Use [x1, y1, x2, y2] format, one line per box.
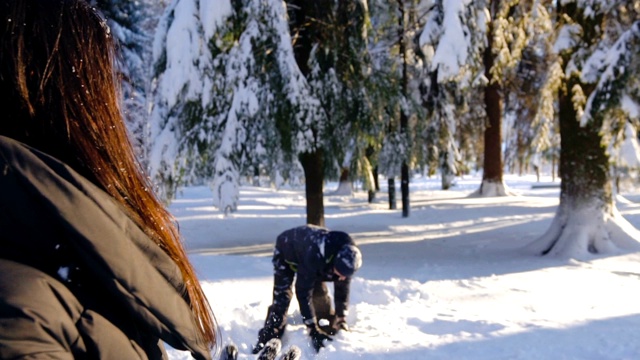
[0, 136, 211, 359]
[273, 225, 354, 324]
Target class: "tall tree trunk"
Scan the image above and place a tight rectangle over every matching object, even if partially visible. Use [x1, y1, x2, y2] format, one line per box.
[286, 0, 328, 227]
[373, 166, 380, 191]
[552, 154, 557, 182]
[299, 150, 325, 226]
[478, 0, 507, 196]
[253, 165, 260, 186]
[401, 162, 409, 217]
[527, 74, 628, 256]
[365, 146, 378, 203]
[558, 78, 608, 206]
[334, 167, 352, 195]
[526, 2, 640, 257]
[388, 178, 396, 209]
[399, 0, 410, 217]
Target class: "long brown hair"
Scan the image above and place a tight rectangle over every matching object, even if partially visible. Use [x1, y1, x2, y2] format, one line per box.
[0, 0, 216, 348]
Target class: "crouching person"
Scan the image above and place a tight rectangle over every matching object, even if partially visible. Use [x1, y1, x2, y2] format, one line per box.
[253, 225, 363, 353]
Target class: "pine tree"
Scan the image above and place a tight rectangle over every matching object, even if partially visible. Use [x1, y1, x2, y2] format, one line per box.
[367, 0, 428, 212]
[527, 0, 640, 257]
[360, 0, 406, 202]
[474, 0, 541, 196]
[93, 0, 162, 163]
[395, 0, 422, 217]
[149, 0, 216, 200]
[502, 0, 558, 178]
[423, 0, 550, 196]
[284, 0, 372, 226]
[148, 0, 309, 210]
[416, 0, 486, 190]
[206, 0, 307, 213]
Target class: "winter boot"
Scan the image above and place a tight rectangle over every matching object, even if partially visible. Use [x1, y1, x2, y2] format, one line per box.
[253, 306, 286, 354]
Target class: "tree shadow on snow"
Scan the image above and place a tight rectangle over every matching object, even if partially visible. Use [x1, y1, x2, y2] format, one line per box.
[361, 313, 640, 360]
[179, 188, 640, 282]
[346, 200, 569, 282]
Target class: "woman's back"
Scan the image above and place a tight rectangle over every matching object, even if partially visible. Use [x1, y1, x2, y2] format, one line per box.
[0, 1, 216, 358]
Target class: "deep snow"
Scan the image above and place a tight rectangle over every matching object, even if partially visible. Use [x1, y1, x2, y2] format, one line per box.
[166, 173, 640, 360]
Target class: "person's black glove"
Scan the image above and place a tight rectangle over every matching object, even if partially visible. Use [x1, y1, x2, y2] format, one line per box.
[333, 316, 349, 332]
[309, 326, 333, 352]
[252, 342, 264, 354]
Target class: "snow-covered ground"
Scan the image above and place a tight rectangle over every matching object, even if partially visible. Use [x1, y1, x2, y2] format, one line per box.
[167, 173, 640, 360]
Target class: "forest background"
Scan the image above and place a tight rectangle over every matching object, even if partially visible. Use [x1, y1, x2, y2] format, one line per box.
[95, 0, 640, 257]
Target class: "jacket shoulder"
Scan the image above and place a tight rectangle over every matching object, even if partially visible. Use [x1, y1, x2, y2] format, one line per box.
[0, 259, 84, 359]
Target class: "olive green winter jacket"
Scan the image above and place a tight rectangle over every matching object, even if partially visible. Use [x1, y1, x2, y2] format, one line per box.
[0, 136, 211, 359]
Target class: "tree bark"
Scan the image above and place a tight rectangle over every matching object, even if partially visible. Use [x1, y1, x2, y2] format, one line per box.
[556, 62, 611, 207]
[299, 150, 325, 227]
[552, 154, 557, 182]
[526, 2, 640, 256]
[373, 166, 380, 191]
[401, 162, 409, 217]
[339, 168, 349, 183]
[334, 167, 352, 196]
[286, 0, 329, 227]
[388, 178, 396, 210]
[398, 0, 410, 216]
[526, 74, 627, 257]
[480, 0, 504, 194]
[559, 78, 609, 200]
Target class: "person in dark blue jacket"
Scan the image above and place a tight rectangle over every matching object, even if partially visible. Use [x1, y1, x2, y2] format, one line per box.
[253, 225, 363, 353]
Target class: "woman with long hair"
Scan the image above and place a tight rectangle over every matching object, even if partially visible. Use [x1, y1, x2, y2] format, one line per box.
[0, 0, 216, 358]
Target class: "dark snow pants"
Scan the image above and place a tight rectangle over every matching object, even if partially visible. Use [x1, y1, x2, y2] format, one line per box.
[261, 262, 333, 341]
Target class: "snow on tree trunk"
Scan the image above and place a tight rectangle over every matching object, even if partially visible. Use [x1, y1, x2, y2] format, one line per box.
[526, 198, 640, 257]
[471, 179, 511, 197]
[388, 178, 397, 210]
[440, 162, 455, 190]
[210, 110, 241, 214]
[332, 148, 354, 196]
[333, 168, 353, 196]
[612, 123, 640, 192]
[528, 73, 640, 257]
[527, 2, 640, 257]
[210, 171, 239, 215]
[360, 155, 376, 203]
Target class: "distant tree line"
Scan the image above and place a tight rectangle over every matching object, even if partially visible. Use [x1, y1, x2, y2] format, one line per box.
[103, 0, 640, 255]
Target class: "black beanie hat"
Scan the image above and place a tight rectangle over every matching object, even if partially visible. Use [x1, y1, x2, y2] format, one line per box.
[334, 244, 362, 277]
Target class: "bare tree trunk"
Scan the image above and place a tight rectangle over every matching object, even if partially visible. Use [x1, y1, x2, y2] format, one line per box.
[552, 154, 557, 182]
[299, 150, 325, 227]
[373, 166, 380, 191]
[477, 0, 507, 197]
[482, 0, 503, 185]
[253, 165, 260, 186]
[401, 162, 409, 217]
[286, 0, 330, 227]
[398, 0, 411, 217]
[334, 167, 352, 196]
[388, 178, 396, 210]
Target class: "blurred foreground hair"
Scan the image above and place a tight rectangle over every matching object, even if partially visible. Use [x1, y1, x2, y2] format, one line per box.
[0, 0, 216, 348]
